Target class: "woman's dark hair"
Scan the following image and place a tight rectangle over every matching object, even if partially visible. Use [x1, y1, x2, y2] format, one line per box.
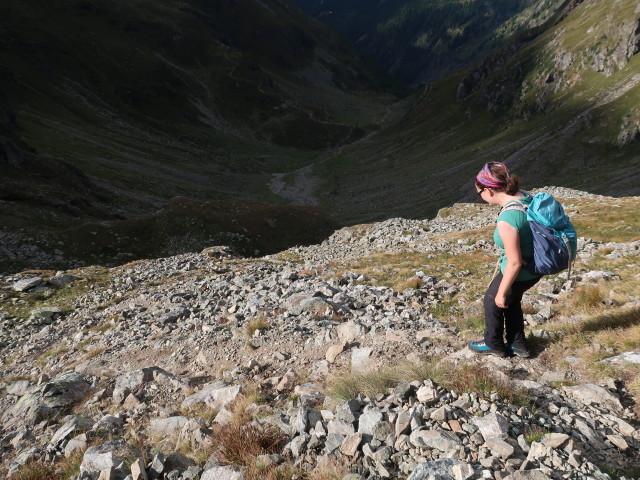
[475, 162, 520, 195]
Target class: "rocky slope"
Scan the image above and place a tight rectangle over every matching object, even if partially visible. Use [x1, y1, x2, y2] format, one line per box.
[0, 188, 639, 479]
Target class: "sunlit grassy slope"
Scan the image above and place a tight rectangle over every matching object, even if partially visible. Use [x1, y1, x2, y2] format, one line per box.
[319, 195, 640, 403]
[313, 0, 640, 224]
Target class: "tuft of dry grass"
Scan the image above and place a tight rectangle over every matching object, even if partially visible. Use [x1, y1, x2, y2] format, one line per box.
[83, 346, 107, 360]
[10, 462, 62, 480]
[327, 358, 530, 405]
[440, 364, 531, 405]
[329, 369, 399, 400]
[539, 306, 640, 405]
[211, 421, 286, 467]
[9, 452, 83, 480]
[247, 463, 303, 480]
[395, 276, 423, 291]
[246, 317, 270, 337]
[570, 285, 605, 310]
[524, 425, 548, 444]
[35, 344, 71, 367]
[306, 458, 353, 480]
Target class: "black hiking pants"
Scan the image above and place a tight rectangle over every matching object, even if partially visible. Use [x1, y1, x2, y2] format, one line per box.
[483, 272, 541, 352]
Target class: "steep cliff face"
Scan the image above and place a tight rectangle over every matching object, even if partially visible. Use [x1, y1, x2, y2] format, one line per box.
[456, 0, 640, 136]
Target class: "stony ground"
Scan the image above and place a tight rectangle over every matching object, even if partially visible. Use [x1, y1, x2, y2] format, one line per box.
[0, 187, 639, 480]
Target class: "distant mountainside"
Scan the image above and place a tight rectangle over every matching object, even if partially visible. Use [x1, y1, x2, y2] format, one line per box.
[307, 0, 640, 223]
[2, 0, 640, 273]
[0, 0, 397, 271]
[291, 0, 563, 84]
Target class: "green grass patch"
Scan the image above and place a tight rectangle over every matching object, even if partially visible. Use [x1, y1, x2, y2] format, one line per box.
[35, 344, 71, 367]
[245, 317, 270, 337]
[328, 359, 531, 405]
[568, 197, 640, 242]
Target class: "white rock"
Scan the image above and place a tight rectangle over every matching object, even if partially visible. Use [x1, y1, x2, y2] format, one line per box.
[181, 382, 242, 410]
[602, 350, 640, 365]
[351, 347, 374, 373]
[13, 277, 43, 292]
[201, 465, 245, 480]
[563, 384, 623, 412]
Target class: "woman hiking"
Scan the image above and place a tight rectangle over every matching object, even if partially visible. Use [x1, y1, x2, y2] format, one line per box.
[468, 162, 541, 358]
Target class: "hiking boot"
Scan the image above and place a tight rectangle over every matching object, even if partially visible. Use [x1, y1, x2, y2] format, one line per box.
[506, 344, 531, 358]
[468, 340, 506, 357]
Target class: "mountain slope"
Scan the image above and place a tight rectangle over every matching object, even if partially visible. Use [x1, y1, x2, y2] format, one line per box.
[292, 0, 562, 84]
[307, 0, 640, 223]
[0, 0, 396, 209]
[0, 0, 398, 271]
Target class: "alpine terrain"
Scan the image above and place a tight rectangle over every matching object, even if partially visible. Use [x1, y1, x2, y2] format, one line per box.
[1, 187, 639, 480]
[2, 1, 640, 478]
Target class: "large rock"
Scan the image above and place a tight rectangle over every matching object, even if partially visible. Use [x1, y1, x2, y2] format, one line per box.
[504, 470, 551, 480]
[409, 430, 461, 451]
[201, 465, 245, 480]
[113, 367, 185, 404]
[407, 459, 466, 480]
[473, 412, 510, 440]
[337, 321, 366, 344]
[80, 441, 143, 477]
[602, 350, 640, 365]
[484, 436, 514, 459]
[181, 382, 242, 411]
[416, 383, 438, 405]
[13, 277, 43, 291]
[50, 416, 95, 446]
[3, 371, 93, 425]
[148, 416, 190, 438]
[351, 347, 374, 373]
[563, 384, 623, 412]
[357, 407, 384, 437]
[341, 433, 362, 456]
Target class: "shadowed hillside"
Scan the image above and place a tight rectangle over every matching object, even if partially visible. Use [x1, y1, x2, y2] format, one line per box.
[292, 0, 565, 84]
[308, 0, 640, 223]
[0, 0, 397, 271]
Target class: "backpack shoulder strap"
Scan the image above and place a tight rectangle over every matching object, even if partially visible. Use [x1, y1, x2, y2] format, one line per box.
[500, 199, 527, 215]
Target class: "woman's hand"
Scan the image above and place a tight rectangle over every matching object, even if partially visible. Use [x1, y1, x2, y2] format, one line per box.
[495, 290, 508, 308]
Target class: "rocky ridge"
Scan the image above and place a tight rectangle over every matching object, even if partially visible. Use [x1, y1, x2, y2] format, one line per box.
[0, 187, 639, 480]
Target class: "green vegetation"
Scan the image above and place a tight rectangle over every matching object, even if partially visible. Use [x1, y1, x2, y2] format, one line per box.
[328, 359, 531, 405]
[524, 426, 547, 444]
[294, 0, 541, 84]
[246, 317, 270, 337]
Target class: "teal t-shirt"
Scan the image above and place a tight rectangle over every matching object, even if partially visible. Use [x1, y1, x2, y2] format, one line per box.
[493, 194, 539, 281]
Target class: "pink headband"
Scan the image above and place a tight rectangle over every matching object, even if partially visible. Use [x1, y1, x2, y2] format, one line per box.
[476, 162, 509, 188]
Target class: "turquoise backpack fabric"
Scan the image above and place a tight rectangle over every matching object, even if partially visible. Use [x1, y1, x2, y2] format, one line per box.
[503, 193, 577, 275]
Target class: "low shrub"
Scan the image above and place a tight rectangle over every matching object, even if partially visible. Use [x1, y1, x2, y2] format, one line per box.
[212, 421, 286, 467]
[524, 425, 547, 444]
[329, 369, 398, 400]
[10, 462, 63, 480]
[571, 285, 604, 310]
[246, 317, 270, 337]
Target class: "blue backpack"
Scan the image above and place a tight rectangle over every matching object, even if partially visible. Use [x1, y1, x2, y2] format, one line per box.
[502, 193, 577, 276]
